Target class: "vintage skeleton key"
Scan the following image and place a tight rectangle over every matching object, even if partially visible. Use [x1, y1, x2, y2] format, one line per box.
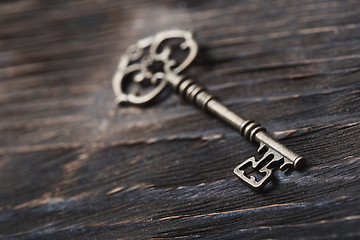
[112, 30, 305, 189]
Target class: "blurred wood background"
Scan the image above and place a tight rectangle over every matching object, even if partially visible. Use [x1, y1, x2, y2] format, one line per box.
[0, 0, 359, 239]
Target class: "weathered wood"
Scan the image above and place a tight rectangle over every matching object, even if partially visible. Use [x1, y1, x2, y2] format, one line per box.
[0, 0, 359, 239]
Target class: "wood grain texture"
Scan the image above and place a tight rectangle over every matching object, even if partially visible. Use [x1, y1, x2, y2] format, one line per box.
[0, 0, 359, 239]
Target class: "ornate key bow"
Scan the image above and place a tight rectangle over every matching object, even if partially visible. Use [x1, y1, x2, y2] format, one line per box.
[112, 30, 305, 189]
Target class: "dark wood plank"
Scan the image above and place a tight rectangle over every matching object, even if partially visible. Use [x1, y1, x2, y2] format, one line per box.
[0, 0, 359, 239]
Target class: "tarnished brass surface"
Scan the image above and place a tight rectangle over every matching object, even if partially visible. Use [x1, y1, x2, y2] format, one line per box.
[112, 30, 304, 189]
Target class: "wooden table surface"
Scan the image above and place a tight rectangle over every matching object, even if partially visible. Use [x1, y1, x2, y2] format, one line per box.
[1, 0, 359, 239]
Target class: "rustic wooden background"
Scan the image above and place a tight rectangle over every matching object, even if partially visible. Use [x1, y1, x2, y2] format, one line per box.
[0, 0, 359, 239]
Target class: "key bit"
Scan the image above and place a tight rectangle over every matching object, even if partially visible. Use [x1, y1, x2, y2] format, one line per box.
[112, 29, 305, 189]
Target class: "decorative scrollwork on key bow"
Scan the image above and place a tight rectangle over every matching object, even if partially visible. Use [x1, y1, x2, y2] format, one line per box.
[112, 30, 198, 106]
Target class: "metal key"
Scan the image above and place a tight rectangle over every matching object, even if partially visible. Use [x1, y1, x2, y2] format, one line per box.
[112, 30, 305, 189]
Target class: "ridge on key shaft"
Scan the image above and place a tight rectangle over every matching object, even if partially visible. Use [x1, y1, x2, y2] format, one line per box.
[112, 29, 305, 189]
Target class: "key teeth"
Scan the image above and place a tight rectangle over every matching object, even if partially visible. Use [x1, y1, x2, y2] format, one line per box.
[234, 142, 298, 189]
[234, 156, 274, 189]
[258, 142, 266, 153]
[259, 143, 293, 172]
[280, 160, 292, 171]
